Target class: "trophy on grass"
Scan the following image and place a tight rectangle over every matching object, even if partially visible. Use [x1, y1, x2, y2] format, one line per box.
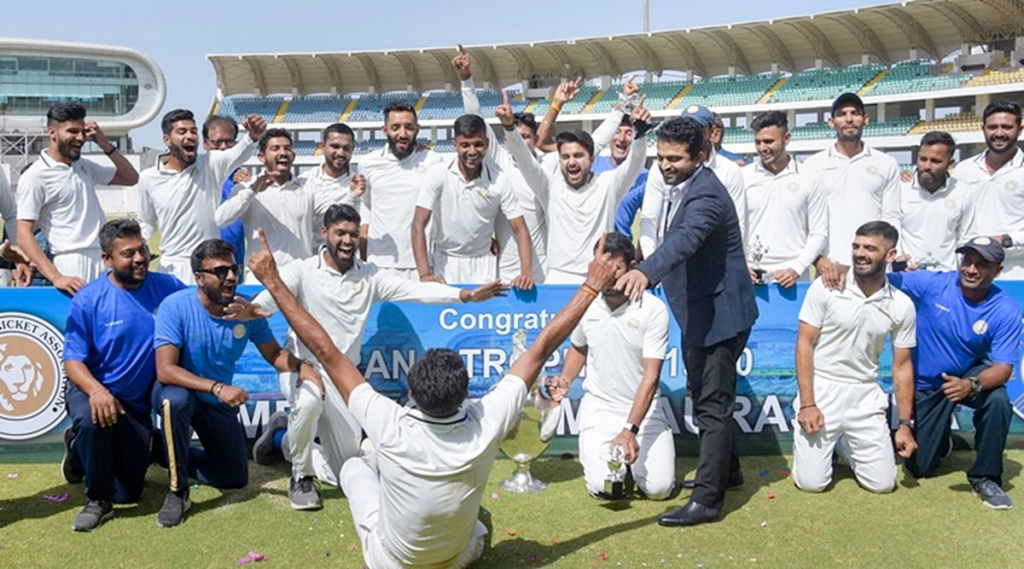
[499, 329, 564, 493]
[600, 444, 629, 499]
[750, 235, 770, 285]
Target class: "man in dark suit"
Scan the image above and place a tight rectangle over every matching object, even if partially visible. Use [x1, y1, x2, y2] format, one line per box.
[618, 117, 757, 526]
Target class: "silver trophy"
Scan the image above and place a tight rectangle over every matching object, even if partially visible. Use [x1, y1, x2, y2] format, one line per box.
[750, 235, 770, 285]
[601, 444, 629, 499]
[917, 251, 939, 271]
[499, 329, 563, 493]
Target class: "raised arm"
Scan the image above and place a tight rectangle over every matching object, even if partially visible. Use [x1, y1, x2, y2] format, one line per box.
[605, 98, 651, 203]
[209, 114, 265, 186]
[499, 92, 550, 206]
[536, 77, 582, 153]
[590, 76, 638, 157]
[85, 122, 138, 186]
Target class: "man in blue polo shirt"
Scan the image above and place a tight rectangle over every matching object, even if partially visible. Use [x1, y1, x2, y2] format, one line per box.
[152, 238, 322, 527]
[63, 219, 185, 531]
[888, 236, 1021, 509]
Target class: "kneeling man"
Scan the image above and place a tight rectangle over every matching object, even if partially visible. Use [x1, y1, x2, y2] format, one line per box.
[793, 221, 917, 493]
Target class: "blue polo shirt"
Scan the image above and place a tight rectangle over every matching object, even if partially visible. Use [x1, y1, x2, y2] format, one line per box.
[154, 288, 275, 405]
[591, 155, 648, 239]
[888, 271, 1022, 390]
[64, 272, 186, 414]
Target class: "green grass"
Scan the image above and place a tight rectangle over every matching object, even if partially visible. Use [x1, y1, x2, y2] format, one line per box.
[2, 452, 1024, 568]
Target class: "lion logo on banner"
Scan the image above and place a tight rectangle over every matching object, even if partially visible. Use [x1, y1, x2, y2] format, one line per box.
[0, 344, 45, 412]
[0, 312, 66, 441]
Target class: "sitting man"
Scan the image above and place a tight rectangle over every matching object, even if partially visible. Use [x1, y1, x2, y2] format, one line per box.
[555, 233, 674, 500]
[891, 236, 1021, 509]
[63, 219, 185, 531]
[152, 239, 322, 528]
[248, 227, 619, 568]
[793, 221, 917, 493]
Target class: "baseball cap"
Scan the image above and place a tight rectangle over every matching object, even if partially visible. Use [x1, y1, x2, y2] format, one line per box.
[680, 105, 714, 127]
[955, 236, 1005, 264]
[831, 92, 864, 116]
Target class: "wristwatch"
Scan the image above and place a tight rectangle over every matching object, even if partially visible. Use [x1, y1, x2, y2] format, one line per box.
[625, 422, 639, 435]
[1001, 234, 1013, 248]
[898, 418, 915, 429]
[968, 376, 982, 397]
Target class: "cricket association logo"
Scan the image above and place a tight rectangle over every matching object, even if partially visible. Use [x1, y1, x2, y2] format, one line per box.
[0, 313, 66, 440]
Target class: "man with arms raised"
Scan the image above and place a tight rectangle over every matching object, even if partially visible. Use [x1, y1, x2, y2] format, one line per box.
[412, 114, 533, 287]
[62, 219, 184, 531]
[17, 103, 138, 294]
[792, 221, 917, 494]
[204, 115, 251, 267]
[138, 109, 266, 282]
[359, 101, 443, 279]
[248, 226, 619, 568]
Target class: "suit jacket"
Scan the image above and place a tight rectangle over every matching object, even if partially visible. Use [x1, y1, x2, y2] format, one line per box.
[638, 167, 757, 348]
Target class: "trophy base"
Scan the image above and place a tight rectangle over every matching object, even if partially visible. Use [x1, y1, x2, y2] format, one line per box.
[500, 469, 548, 493]
[753, 269, 768, 285]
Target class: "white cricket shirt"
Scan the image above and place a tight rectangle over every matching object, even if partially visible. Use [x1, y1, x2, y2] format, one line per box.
[956, 147, 1024, 278]
[897, 173, 969, 272]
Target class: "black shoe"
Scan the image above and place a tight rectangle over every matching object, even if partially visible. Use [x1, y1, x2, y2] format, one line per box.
[657, 500, 723, 527]
[72, 499, 113, 531]
[157, 489, 191, 528]
[253, 411, 288, 465]
[679, 472, 744, 491]
[60, 427, 83, 485]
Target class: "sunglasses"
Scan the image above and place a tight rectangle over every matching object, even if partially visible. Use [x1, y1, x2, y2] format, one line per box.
[196, 264, 240, 279]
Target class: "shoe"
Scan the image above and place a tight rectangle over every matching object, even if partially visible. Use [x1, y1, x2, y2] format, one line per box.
[157, 489, 191, 528]
[657, 500, 723, 527]
[290, 476, 323, 510]
[72, 499, 113, 531]
[680, 471, 744, 491]
[60, 427, 83, 484]
[972, 479, 1012, 510]
[253, 411, 288, 465]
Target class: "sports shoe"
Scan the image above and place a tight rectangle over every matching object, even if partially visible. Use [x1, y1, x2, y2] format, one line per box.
[289, 476, 322, 511]
[253, 411, 288, 465]
[157, 489, 192, 527]
[61, 427, 84, 484]
[972, 479, 1012, 510]
[72, 499, 113, 531]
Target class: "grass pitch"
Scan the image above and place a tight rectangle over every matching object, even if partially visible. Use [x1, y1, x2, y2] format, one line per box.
[2, 451, 1023, 568]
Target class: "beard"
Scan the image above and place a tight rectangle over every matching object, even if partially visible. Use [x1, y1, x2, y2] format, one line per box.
[386, 134, 415, 160]
[56, 138, 81, 162]
[169, 143, 197, 167]
[112, 264, 146, 287]
[201, 280, 234, 306]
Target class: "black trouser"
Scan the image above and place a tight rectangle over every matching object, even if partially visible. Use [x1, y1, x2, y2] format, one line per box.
[905, 382, 1012, 487]
[683, 327, 750, 507]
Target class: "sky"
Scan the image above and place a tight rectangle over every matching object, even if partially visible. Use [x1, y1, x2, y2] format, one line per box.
[6, 0, 880, 147]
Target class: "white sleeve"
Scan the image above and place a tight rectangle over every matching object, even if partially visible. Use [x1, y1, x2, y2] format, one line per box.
[891, 296, 917, 349]
[497, 177, 523, 219]
[214, 183, 257, 226]
[251, 261, 303, 314]
[788, 177, 829, 275]
[415, 166, 444, 211]
[570, 321, 587, 348]
[373, 269, 463, 304]
[138, 180, 157, 242]
[797, 278, 830, 328]
[79, 159, 116, 186]
[504, 126, 550, 208]
[209, 136, 256, 188]
[721, 165, 747, 246]
[590, 109, 626, 157]
[639, 167, 666, 258]
[0, 171, 17, 244]
[880, 160, 901, 227]
[642, 299, 670, 360]
[460, 78, 505, 165]
[606, 135, 647, 203]
[348, 383, 404, 448]
[15, 171, 44, 221]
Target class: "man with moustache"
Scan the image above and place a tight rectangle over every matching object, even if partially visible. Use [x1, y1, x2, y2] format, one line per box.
[957, 101, 1024, 279]
[62, 219, 185, 531]
[896, 131, 970, 272]
[792, 221, 917, 495]
[303, 123, 366, 252]
[501, 91, 650, 283]
[17, 103, 138, 294]
[229, 205, 508, 509]
[359, 101, 444, 279]
[617, 117, 756, 526]
[741, 110, 828, 287]
[138, 109, 266, 282]
[412, 114, 533, 287]
[203, 115, 251, 267]
[151, 238, 319, 527]
[890, 237, 1020, 509]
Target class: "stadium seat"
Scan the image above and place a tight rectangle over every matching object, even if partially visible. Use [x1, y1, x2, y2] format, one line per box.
[769, 65, 886, 103]
[909, 112, 981, 135]
[866, 60, 972, 96]
[677, 74, 781, 108]
[965, 68, 1024, 88]
[281, 95, 350, 123]
[217, 96, 285, 124]
[347, 92, 422, 123]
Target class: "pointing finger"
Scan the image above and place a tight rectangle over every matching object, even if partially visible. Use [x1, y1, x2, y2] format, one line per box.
[457, 43, 466, 55]
[574, 76, 583, 87]
[637, 94, 646, 108]
[257, 227, 271, 252]
[596, 231, 608, 257]
[502, 89, 510, 106]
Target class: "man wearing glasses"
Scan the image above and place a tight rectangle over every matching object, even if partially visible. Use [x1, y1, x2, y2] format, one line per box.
[150, 238, 322, 528]
[203, 115, 251, 268]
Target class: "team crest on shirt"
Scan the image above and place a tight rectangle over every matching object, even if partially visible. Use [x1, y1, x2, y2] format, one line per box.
[866, 165, 879, 176]
[944, 199, 956, 210]
[1007, 181, 1018, 192]
[0, 313, 66, 440]
[352, 280, 364, 293]
[233, 324, 246, 339]
[788, 181, 799, 192]
[477, 189, 490, 199]
[972, 319, 989, 335]
[627, 317, 640, 330]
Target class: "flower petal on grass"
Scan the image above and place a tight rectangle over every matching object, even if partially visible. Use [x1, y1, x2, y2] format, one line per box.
[491, 493, 499, 500]
[6, 473, 17, 479]
[598, 552, 609, 561]
[42, 492, 68, 503]
[506, 529, 517, 536]
[766, 493, 775, 499]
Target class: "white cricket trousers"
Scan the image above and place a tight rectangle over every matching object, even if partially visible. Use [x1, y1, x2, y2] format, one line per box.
[431, 252, 496, 285]
[279, 370, 361, 486]
[54, 248, 104, 282]
[341, 457, 486, 569]
[577, 396, 676, 500]
[792, 379, 896, 493]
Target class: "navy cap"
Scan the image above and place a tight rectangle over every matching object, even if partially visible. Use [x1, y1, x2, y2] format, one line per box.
[831, 92, 864, 116]
[956, 236, 1005, 264]
[680, 105, 714, 127]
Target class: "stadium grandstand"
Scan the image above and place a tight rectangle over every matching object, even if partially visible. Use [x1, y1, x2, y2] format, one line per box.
[206, 0, 1024, 171]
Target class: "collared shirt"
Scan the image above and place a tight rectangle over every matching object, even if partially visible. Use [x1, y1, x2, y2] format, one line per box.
[252, 250, 462, 367]
[301, 164, 360, 251]
[347, 374, 527, 567]
[138, 137, 256, 260]
[570, 291, 669, 407]
[799, 272, 916, 384]
[360, 146, 445, 269]
[956, 147, 1024, 278]
[802, 143, 900, 265]
[416, 160, 522, 258]
[741, 155, 829, 275]
[16, 150, 114, 255]
[897, 172, 969, 272]
[662, 166, 702, 241]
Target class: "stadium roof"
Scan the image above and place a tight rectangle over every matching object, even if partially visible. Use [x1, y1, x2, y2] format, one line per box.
[208, 0, 1024, 97]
